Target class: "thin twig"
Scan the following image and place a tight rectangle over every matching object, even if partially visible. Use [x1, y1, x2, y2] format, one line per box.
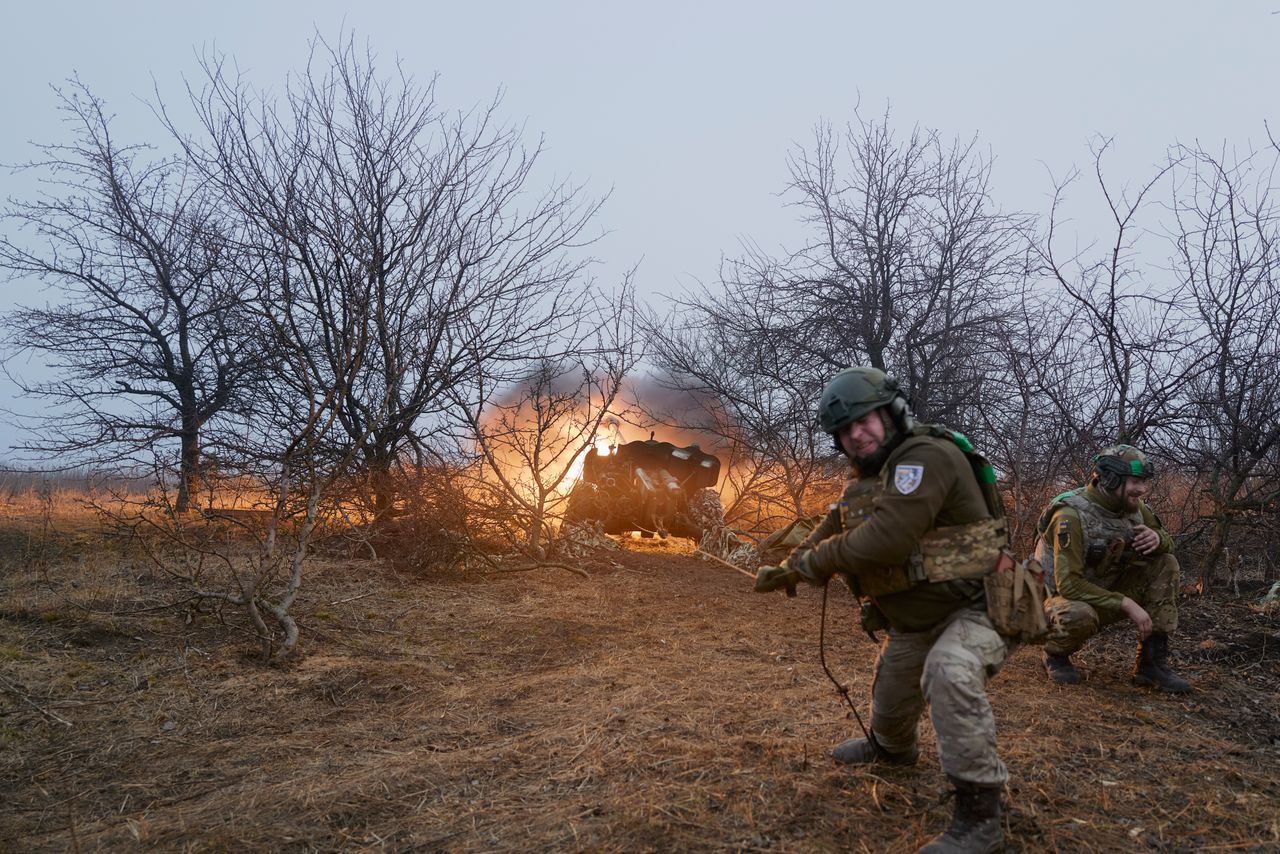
[693, 549, 756, 578]
[492, 561, 590, 579]
[70, 597, 196, 616]
[0, 674, 74, 728]
[325, 591, 375, 607]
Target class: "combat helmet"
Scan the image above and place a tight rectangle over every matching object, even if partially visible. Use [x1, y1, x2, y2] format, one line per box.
[1093, 444, 1154, 491]
[816, 367, 902, 434]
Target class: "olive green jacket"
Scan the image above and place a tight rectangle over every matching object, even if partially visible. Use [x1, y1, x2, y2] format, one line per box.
[1041, 484, 1174, 613]
[804, 434, 993, 632]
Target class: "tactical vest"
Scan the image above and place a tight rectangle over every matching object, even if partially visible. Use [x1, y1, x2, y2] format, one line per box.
[834, 426, 1008, 597]
[1035, 488, 1146, 591]
[837, 478, 879, 530]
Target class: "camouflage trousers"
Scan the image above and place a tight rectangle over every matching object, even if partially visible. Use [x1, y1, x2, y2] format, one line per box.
[867, 606, 1012, 787]
[1043, 554, 1180, 656]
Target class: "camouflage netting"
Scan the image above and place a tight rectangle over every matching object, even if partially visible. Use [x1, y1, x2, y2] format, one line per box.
[551, 520, 622, 560]
[689, 489, 757, 569]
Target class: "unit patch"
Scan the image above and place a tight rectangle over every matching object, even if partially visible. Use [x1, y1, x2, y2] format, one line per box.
[1057, 517, 1071, 550]
[893, 464, 924, 495]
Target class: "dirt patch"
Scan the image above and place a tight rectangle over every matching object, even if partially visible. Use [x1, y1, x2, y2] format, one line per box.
[1, 539, 1278, 851]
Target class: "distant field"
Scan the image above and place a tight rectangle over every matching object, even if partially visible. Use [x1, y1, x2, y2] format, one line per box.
[0, 466, 152, 496]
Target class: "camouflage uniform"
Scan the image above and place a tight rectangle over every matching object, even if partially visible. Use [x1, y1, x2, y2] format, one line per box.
[1038, 484, 1180, 656]
[757, 367, 1011, 851]
[796, 431, 1012, 787]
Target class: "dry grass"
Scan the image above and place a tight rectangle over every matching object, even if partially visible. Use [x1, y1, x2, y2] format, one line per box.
[1, 529, 1278, 852]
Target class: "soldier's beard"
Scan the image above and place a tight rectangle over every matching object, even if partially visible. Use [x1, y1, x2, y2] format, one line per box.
[853, 444, 892, 477]
[1099, 476, 1144, 513]
[839, 410, 903, 477]
[852, 431, 906, 477]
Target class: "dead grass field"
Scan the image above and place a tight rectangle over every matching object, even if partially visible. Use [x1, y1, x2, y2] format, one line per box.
[1, 526, 1278, 852]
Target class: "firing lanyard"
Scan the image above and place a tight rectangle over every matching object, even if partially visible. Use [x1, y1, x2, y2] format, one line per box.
[818, 581, 882, 752]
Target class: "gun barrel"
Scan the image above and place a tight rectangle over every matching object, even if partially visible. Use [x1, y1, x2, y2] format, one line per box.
[633, 467, 657, 495]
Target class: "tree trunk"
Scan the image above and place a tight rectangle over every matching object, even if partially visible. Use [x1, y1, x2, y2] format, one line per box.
[368, 457, 396, 523]
[1199, 513, 1232, 594]
[176, 422, 200, 514]
[527, 496, 545, 556]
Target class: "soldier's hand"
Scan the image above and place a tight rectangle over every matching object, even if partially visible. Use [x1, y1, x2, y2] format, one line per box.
[788, 549, 831, 586]
[754, 565, 799, 597]
[1120, 596, 1153, 638]
[1132, 524, 1161, 555]
[785, 549, 811, 577]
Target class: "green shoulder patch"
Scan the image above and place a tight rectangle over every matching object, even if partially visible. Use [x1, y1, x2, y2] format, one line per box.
[1057, 517, 1071, 550]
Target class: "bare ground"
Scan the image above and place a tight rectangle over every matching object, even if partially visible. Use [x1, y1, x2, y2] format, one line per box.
[1, 535, 1278, 852]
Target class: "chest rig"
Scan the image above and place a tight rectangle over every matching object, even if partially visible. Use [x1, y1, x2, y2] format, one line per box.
[830, 428, 1008, 598]
[836, 478, 879, 530]
[1039, 488, 1146, 582]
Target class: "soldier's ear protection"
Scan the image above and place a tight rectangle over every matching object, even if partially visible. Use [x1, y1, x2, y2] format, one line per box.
[887, 395, 916, 433]
[1095, 467, 1125, 492]
[1092, 445, 1151, 492]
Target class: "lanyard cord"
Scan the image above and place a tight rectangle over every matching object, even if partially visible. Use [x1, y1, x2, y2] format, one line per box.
[818, 581, 882, 751]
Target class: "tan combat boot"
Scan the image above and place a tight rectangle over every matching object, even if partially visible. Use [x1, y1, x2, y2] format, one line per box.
[830, 736, 918, 766]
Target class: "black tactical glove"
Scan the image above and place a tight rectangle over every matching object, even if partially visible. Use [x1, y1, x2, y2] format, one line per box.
[754, 565, 799, 597]
[786, 549, 829, 586]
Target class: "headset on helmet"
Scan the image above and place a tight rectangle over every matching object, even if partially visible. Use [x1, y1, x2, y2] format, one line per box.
[1092, 444, 1154, 491]
[816, 367, 915, 459]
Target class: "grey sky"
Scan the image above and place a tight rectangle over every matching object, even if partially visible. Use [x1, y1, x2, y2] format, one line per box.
[2, 1, 1278, 454]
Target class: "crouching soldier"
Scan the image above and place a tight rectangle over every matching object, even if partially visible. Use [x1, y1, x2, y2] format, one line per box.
[1036, 444, 1190, 693]
[756, 367, 1014, 854]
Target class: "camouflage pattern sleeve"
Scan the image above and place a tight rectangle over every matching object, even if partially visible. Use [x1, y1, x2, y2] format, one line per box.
[807, 441, 955, 577]
[1140, 503, 1175, 554]
[1050, 508, 1124, 611]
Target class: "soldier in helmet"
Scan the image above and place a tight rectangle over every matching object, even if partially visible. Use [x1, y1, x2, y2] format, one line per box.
[756, 366, 1012, 854]
[1035, 444, 1190, 693]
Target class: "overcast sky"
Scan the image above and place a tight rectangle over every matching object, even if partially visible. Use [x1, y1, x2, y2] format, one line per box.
[2, 1, 1278, 456]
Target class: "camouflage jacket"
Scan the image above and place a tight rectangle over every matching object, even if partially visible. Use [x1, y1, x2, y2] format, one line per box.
[1036, 484, 1174, 612]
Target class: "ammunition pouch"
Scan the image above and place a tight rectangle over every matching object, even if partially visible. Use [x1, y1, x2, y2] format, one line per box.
[859, 599, 889, 640]
[855, 562, 917, 597]
[916, 517, 1008, 583]
[850, 518, 1008, 597]
[983, 550, 1049, 644]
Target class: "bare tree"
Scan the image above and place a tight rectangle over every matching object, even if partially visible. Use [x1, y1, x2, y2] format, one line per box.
[645, 277, 833, 528]
[455, 281, 641, 557]
[142, 198, 378, 660]
[649, 110, 1030, 529]
[0, 81, 259, 512]
[1033, 138, 1198, 454]
[176, 36, 602, 520]
[975, 294, 1092, 550]
[1168, 142, 1280, 588]
[781, 111, 1031, 429]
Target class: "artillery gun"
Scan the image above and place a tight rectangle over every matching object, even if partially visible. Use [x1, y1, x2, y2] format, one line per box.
[564, 437, 723, 540]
